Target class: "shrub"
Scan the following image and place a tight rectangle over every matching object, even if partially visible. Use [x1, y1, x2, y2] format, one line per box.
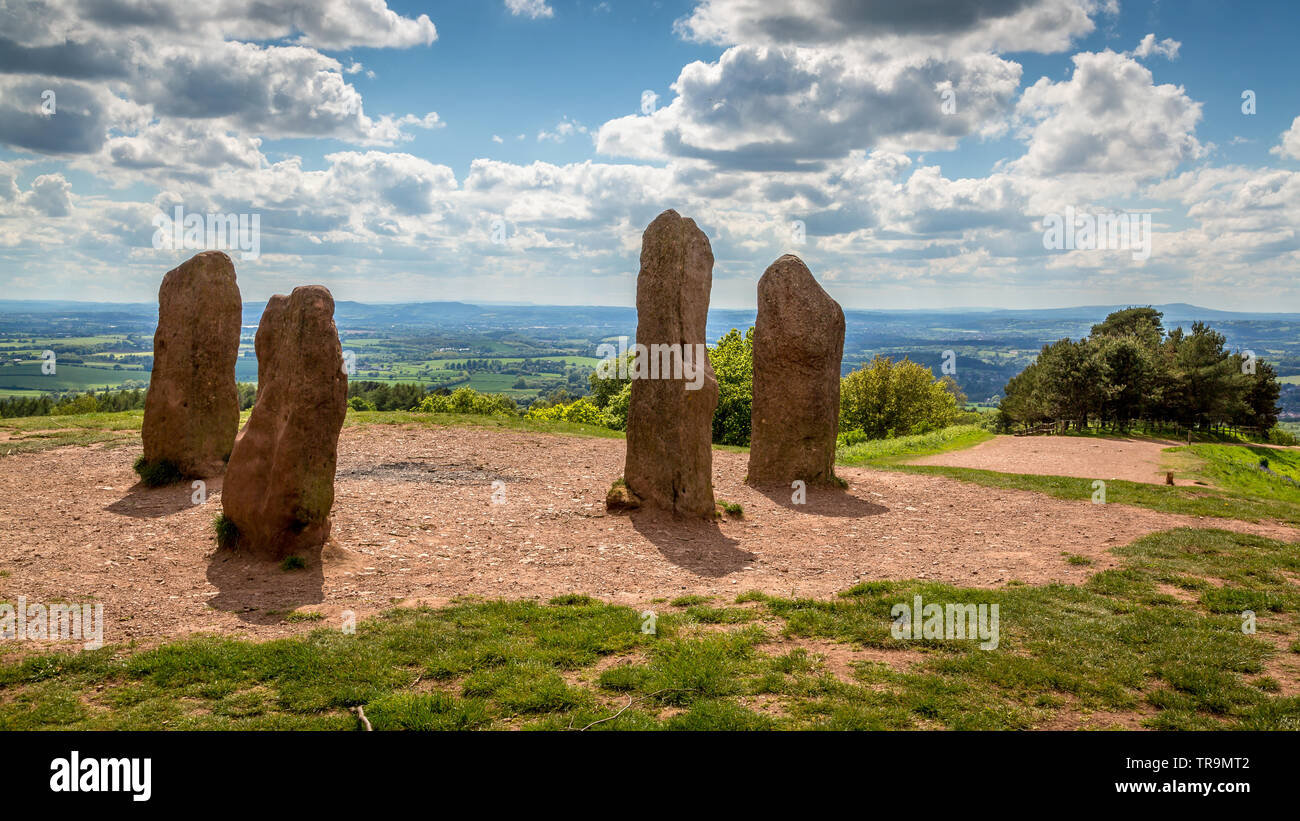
[602, 382, 631, 431]
[1267, 425, 1299, 446]
[839, 355, 960, 439]
[415, 387, 517, 416]
[50, 392, 99, 416]
[588, 350, 634, 408]
[526, 397, 606, 426]
[709, 328, 753, 446]
[837, 429, 872, 448]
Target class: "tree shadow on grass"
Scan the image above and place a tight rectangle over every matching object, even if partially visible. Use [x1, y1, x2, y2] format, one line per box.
[629, 509, 754, 578]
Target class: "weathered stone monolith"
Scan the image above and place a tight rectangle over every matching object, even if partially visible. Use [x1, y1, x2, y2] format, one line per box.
[619, 209, 719, 517]
[748, 254, 844, 486]
[140, 251, 241, 480]
[221, 285, 347, 559]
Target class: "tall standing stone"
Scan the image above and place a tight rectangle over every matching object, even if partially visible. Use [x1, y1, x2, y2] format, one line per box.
[141, 251, 241, 479]
[221, 286, 347, 559]
[621, 210, 719, 517]
[748, 254, 845, 486]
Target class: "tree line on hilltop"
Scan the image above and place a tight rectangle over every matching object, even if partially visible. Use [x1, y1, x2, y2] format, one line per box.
[997, 307, 1282, 433]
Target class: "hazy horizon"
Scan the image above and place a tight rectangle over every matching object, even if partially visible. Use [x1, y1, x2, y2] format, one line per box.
[3, 296, 1299, 319]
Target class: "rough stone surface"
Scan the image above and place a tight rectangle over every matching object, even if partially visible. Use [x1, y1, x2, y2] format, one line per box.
[748, 254, 845, 486]
[141, 251, 242, 478]
[222, 285, 347, 559]
[622, 209, 719, 517]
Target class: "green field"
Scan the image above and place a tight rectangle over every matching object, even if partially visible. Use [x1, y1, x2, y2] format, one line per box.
[438, 355, 600, 368]
[0, 362, 148, 392]
[0, 334, 135, 350]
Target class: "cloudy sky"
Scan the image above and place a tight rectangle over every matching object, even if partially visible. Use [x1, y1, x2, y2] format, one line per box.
[1, 0, 1298, 311]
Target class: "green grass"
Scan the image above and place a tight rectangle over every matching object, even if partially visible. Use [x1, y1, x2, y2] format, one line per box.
[345, 409, 626, 440]
[1172, 443, 1300, 504]
[0, 410, 142, 455]
[669, 595, 714, 607]
[3, 528, 1297, 730]
[837, 424, 992, 467]
[832, 424, 1300, 527]
[897, 464, 1300, 526]
[213, 514, 239, 550]
[0, 409, 143, 433]
[133, 455, 183, 487]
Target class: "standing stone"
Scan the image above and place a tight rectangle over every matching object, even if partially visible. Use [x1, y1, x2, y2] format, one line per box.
[748, 254, 845, 486]
[620, 209, 719, 517]
[221, 286, 347, 559]
[141, 251, 241, 479]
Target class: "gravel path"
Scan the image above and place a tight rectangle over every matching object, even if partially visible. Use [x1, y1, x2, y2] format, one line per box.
[1, 424, 1295, 645]
[908, 433, 1185, 484]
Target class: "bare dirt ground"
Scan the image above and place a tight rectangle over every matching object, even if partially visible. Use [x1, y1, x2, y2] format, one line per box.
[1, 423, 1297, 646]
[908, 433, 1188, 484]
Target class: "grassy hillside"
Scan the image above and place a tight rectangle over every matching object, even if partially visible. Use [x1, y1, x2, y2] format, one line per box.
[1172, 443, 1300, 505]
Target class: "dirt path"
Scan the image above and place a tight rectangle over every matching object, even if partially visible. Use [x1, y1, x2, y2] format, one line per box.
[908, 433, 1189, 484]
[1, 424, 1296, 645]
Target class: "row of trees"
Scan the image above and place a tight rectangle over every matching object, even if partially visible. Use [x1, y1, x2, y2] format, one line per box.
[0, 388, 152, 417]
[998, 308, 1281, 431]
[0, 383, 261, 418]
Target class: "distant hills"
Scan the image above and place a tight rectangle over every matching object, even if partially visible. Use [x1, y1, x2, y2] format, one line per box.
[3, 299, 1296, 407]
[2, 299, 1295, 330]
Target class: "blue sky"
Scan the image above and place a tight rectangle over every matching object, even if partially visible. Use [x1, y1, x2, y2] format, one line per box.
[1, 0, 1299, 311]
